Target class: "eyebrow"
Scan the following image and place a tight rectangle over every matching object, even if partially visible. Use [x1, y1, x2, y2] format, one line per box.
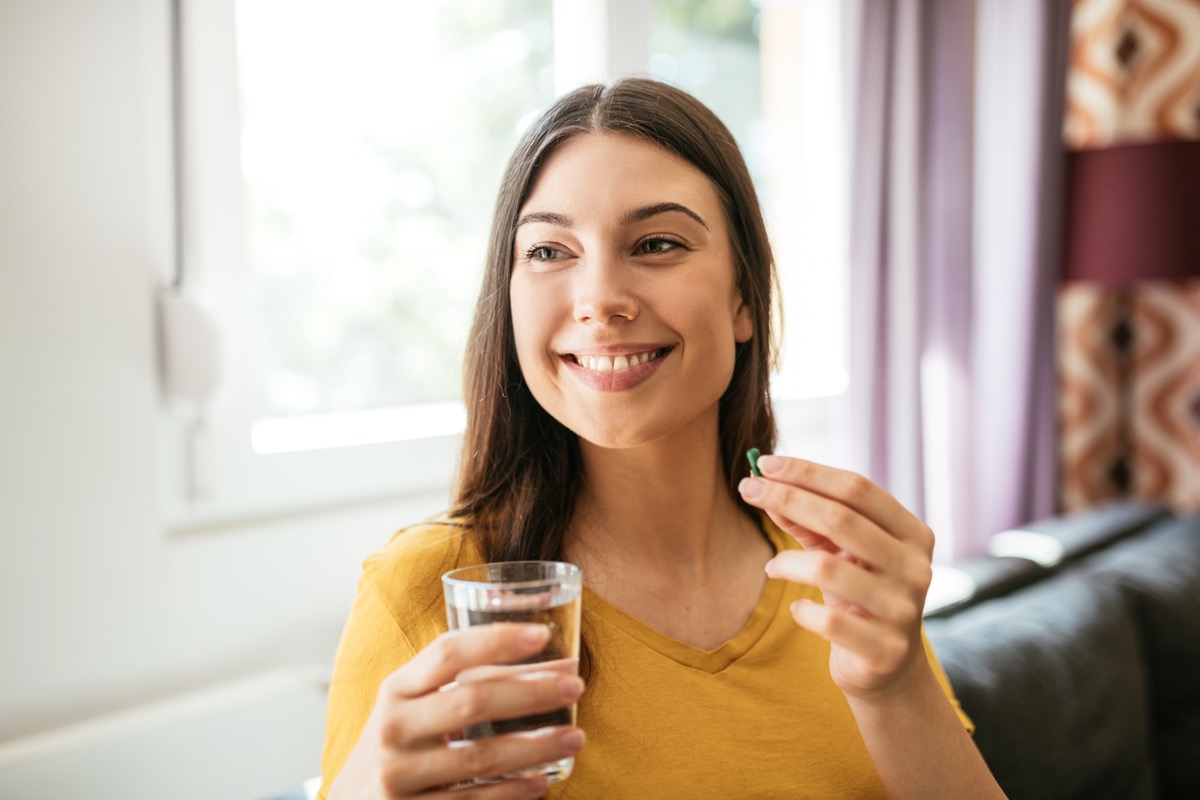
[513, 211, 573, 230]
[513, 202, 710, 232]
[622, 202, 709, 230]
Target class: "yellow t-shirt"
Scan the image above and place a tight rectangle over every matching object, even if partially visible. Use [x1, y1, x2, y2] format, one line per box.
[318, 518, 972, 799]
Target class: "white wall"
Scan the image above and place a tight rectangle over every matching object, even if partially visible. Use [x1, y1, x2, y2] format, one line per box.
[0, 0, 442, 755]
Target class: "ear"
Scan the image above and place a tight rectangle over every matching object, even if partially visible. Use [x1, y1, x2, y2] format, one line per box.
[733, 296, 753, 343]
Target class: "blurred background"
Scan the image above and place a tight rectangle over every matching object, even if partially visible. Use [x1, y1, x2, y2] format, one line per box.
[1, 0, 1197, 797]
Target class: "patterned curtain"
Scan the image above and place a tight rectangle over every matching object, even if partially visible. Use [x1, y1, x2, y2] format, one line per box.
[1059, 0, 1200, 512]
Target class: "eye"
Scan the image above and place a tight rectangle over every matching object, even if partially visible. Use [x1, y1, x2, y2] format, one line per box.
[636, 236, 684, 256]
[524, 244, 568, 262]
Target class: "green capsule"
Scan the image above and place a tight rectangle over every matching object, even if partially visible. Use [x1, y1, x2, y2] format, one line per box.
[746, 448, 762, 477]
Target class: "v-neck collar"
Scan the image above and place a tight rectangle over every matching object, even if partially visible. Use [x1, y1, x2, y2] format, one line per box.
[581, 517, 791, 674]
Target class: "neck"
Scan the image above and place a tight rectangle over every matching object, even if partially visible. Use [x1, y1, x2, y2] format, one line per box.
[566, 421, 754, 583]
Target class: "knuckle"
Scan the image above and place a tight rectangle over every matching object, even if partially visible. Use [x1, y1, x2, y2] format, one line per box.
[450, 684, 486, 723]
[379, 664, 416, 701]
[810, 551, 840, 584]
[922, 525, 937, 552]
[796, 458, 816, 481]
[900, 554, 932, 591]
[821, 502, 853, 532]
[377, 675, 397, 705]
[911, 558, 933, 590]
[377, 760, 406, 796]
[844, 473, 874, 503]
[379, 713, 409, 748]
[461, 740, 500, 777]
[427, 635, 456, 673]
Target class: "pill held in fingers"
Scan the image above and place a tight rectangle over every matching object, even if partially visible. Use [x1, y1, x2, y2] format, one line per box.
[747, 448, 762, 476]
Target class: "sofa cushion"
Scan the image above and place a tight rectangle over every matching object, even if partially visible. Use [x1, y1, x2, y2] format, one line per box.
[926, 572, 1154, 800]
[1085, 514, 1200, 799]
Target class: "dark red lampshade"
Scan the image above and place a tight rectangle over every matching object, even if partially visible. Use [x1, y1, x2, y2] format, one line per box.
[1063, 140, 1200, 285]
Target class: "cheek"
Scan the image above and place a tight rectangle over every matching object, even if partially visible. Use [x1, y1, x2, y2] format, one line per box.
[675, 283, 742, 346]
[509, 275, 553, 375]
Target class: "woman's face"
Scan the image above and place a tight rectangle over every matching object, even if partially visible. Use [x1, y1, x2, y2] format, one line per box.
[510, 132, 752, 450]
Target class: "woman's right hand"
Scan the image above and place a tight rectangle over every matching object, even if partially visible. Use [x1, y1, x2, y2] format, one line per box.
[327, 623, 585, 799]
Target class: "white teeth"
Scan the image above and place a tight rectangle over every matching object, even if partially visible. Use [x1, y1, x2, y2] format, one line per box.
[576, 349, 661, 373]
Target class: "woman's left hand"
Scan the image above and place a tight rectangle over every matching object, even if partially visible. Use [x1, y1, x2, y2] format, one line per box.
[738, 455, 935, 701]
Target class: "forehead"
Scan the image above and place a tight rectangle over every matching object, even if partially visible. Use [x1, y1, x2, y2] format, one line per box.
[519, 133, 723, 219]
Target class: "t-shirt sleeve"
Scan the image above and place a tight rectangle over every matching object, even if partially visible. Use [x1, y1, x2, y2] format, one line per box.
[922, 627, 975, 735]
[316, 523, 467, 798]
[316, 578, 418, 799]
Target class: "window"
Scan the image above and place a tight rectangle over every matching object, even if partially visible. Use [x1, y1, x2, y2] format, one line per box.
[162, 0, 849, 531]
[647, 0, 850, 463]
[238, 0, 555, 441]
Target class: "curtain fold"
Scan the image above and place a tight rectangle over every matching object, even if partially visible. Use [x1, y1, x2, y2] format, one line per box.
[847, 0, 1070, 558]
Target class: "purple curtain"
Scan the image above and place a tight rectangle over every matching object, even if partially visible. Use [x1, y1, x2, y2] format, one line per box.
[847, 0, 1071, 559]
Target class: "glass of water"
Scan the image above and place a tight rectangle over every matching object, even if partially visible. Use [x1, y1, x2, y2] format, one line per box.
[442, 561, 583, 784]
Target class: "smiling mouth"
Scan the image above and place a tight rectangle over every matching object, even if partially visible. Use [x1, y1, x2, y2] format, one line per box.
[568, 347, 671, 373]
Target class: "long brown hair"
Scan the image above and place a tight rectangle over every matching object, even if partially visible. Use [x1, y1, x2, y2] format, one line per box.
[451, 78, 779, 673]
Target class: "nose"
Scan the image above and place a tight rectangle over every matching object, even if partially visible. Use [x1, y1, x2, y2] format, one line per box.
[572, 251, 639, 325]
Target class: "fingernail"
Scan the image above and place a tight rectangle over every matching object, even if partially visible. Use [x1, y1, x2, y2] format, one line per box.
[757, 455, 783, 475]
[738, 477, 765, 500]
[764, 557, 775, 575]
[561, 728, 585, 753]
[521, 625, 550, 645]
[560, 676, 583, 700]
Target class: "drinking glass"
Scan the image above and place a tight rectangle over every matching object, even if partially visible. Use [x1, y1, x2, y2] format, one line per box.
[442, 561, 583, 784]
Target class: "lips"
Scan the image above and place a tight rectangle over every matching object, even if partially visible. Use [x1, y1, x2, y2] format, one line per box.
[560, 345, 674, 391]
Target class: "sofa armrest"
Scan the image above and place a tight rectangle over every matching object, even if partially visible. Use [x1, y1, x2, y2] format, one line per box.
[924, 557, 1049, 619]
[988, 501, 1170, 567]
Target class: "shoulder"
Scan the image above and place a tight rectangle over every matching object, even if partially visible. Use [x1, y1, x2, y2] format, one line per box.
[366, 518, 477, 573]
[357, 518, 482, 646]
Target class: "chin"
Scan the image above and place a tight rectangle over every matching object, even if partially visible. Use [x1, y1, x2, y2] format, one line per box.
[570, 420, 665, 451]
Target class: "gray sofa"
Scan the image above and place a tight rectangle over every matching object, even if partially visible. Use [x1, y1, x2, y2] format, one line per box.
[925, 504, 1200, 800]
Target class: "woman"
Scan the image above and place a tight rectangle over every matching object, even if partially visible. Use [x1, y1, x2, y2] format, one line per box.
[320, 79, 1006, 799]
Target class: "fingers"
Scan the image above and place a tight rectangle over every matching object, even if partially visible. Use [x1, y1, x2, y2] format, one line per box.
[750, 456, 935, 556]
[387, 671, 584, 747]
[742, 477, 900, 569]
[454, 657, 579, 687]
[383, 728, 585, 796]
[384, 624, 552, 700]
[740, 456, 939, 697]
[766, 550, 927, 626]
[789, 599, 913, 677]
